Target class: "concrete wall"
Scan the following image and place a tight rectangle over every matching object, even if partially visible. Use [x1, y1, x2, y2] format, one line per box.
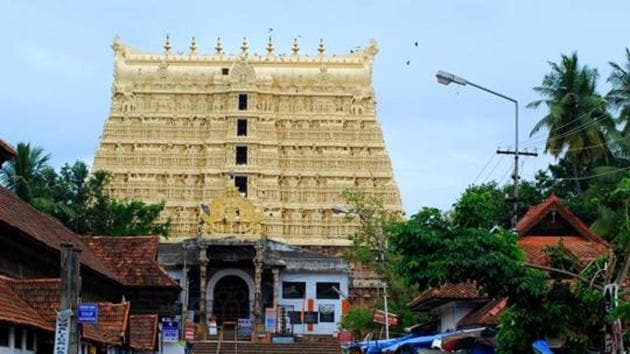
[278, 272, 348, 336]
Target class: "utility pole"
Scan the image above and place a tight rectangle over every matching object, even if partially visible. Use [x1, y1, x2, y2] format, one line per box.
[60, 243, 81, 354]
[436, 71, 539, 227]
[496, 146, 538, 227]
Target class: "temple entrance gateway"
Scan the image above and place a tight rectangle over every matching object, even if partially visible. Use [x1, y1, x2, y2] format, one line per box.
[207, 268, 256, 324]
[213, 275, 250, 324]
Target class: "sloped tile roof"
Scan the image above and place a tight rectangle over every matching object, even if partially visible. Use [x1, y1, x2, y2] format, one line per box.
[514, 194, 606, 245]
[10, 278, 60, 323]
[0, 139, 16, 164]
[129, 314, 158, 351]
[517, 236, 609, 267]
[0, 188, 118, 282]
[457, 298, 508, 328]
[0, 276, 53, 332]
[84, 236, 179, 288]
[409, 282, 482, 310]
[83, 302, 130, 346]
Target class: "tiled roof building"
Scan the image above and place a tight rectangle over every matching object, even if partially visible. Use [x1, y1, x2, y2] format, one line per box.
[410, 194, 609, 335]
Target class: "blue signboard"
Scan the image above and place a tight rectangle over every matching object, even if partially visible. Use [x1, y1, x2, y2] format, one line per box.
[162, 321, 179, 342]
[77, 304, 98, 324]
[237, 318, 253, 336]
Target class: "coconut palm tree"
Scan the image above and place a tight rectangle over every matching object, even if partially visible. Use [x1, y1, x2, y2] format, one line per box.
[607, 48, 630, 160]
[528, 52, 615, 192]
[0, 142, 51, 202]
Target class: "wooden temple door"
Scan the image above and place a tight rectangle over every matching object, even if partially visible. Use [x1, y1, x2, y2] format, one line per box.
[213, 275, 250, 324]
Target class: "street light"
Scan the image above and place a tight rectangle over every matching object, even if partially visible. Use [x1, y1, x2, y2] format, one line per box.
[436, 70, 522, 227]
[332, 205, 391, 340]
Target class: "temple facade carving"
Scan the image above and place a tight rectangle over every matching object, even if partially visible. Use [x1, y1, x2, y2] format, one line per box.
[93, 37, 402, 246]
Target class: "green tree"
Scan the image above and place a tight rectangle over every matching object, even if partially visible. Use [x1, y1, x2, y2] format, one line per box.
[528, 52, 615, 192]
[0, 142, 51, 203]
[0, 143, 170, 237]
[390, 186, 607, 353]
[339, 189, 423, 334]
[608, 48, 630, 138]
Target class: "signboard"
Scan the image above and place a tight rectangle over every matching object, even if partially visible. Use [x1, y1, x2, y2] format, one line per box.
[237, 318, 253, 336]
[184, 325, 195, 341]
[373, 310, 399, 327]
[53, 309, 72, 354]
[337, 330, 354, 345]
[265, 308, 277, 333]
[77, 304, 98, 323]
[162, 321, 179, 342]
[304, 311, 319, 324]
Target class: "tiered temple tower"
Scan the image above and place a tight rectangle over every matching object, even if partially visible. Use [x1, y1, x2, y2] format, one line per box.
[93, 36, 402, 248]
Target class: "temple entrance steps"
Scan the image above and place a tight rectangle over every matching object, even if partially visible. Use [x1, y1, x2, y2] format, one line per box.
[191, 337, 342, 354]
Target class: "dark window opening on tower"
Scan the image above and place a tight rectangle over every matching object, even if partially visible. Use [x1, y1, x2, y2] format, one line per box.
[222, 68, 230, 75]
[238, 94, 248, 110]
[234, 176, 248, 197]
[236, 146, 248, 165]
[237, 119, 248, 136]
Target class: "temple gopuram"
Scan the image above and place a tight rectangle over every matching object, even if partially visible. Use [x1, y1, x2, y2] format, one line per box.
[92, 36, 402, 337]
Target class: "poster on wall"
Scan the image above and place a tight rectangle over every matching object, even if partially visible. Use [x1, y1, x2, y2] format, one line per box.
[265, 308, 277, 333]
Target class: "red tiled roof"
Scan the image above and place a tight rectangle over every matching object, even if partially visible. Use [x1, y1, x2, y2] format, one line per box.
[514, 194, 606, 245]
[518, 236, 609, 267]
[457, 298, 507, 328]
[83, 302, 130, 345]
[0, 276, 53, 332]
[84, 236, 179, 288]
[0, 188, 118, 282]
[0, 139, 16, 163]
[10, 278, 60, 323]
[129, 314, 158, 351]
[409, 282, 482, 310]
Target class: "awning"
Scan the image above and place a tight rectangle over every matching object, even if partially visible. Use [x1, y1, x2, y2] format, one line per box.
[382, 327, 486, 353]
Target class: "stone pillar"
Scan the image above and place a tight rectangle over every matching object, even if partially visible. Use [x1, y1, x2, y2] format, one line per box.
[272, 268, 280, 309]
[198, 246, 209, 329]
[254, 243, 264, 323]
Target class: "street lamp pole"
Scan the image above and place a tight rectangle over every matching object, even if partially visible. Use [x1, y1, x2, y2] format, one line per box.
[436, 71, 531, 227]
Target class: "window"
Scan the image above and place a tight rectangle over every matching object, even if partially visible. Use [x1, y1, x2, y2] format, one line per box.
[26, 330, 35, 351]
[237, 119, 248, 136]
[14, 327, 22, 349]
[222, 68, 230, 75]
[316, 282, 340, 299]
[0, 324, 8, 347]
[238, 94, 248, 110]
[319, 304, 335, 323]
[234, 176, 248, 197]
[288, 311, 302, 324]
[236, 146, 248, 165]
[282, 282, 305, 299]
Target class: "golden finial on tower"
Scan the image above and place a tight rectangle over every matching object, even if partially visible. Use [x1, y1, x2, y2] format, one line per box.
[291, 37, 300, 56]
[189, 36, 198, 55]
[318, 38, 325, 56]
[112, 35, 122, 53]
[163, 34, 172, 54]
[240, 37, 249, 57]
[266, 36, 274, 56]
[215, 37, 223, 55]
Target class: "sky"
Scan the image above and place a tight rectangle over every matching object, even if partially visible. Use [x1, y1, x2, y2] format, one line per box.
[1, 0, 629, 215]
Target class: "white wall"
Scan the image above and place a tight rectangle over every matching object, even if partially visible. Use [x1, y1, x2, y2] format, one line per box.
[277, 272, 348, 336]
[0, 326, 37, 354]
[436, 302, 478, 332]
